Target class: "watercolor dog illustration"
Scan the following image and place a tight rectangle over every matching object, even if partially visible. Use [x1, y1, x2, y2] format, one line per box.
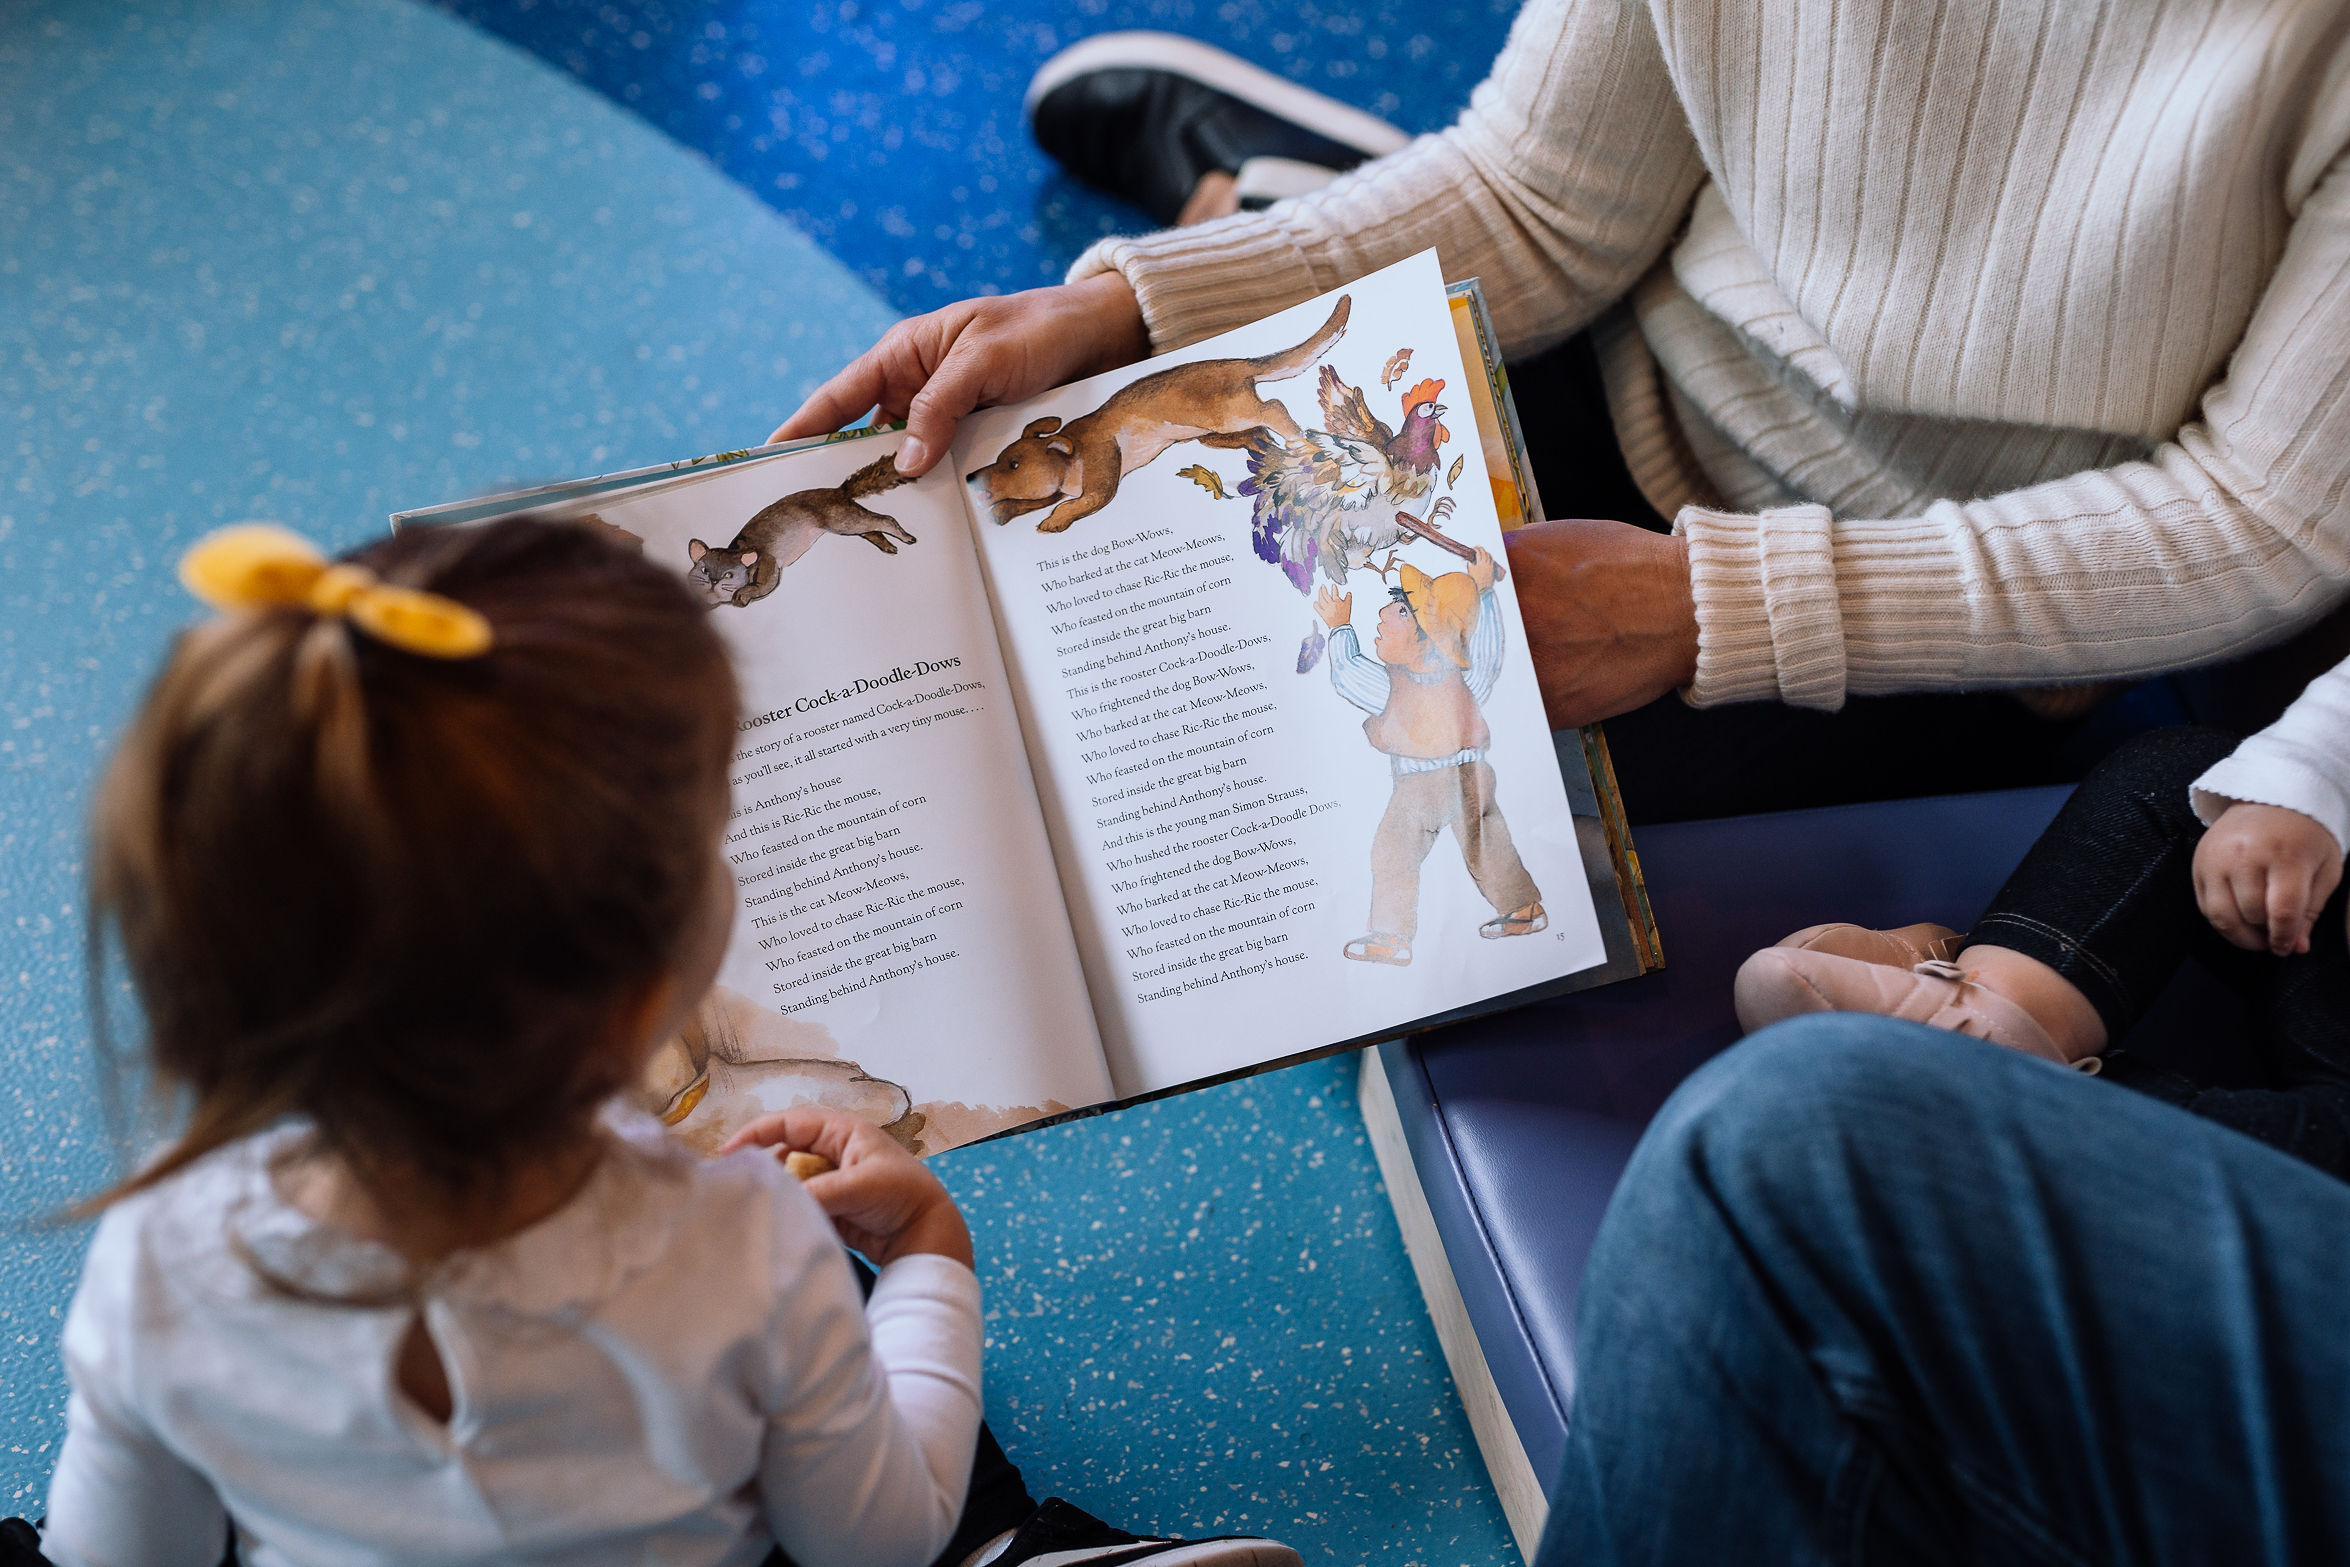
[686, 453, 916, 608]
[964, 294, 1351, 534]
[643, 984, 928, 1155]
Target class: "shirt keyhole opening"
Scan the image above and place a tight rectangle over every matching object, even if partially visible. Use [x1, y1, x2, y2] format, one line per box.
[396, 1309, 454, 1425]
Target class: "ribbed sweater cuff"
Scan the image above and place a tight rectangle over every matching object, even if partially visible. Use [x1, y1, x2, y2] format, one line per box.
[1069, 218, 1326, 352]
[1675, 503, 1847, 709]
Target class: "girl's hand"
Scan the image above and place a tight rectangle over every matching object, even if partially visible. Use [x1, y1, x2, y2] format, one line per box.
[2193, 801, 2345, 957]
[721, 1108, 974, 1269]
[770, 273, 1151, 477]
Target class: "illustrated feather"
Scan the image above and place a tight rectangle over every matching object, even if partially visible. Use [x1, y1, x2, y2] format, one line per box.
[1380, 348, 1412, 389]
[1176, 463, 1230, 500]
[1446, 454, 1465, 488]
[1317, 365, 1394, 448]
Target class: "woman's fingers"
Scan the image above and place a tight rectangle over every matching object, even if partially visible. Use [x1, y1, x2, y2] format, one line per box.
[900, 340, 1006, 475]
[768, 322, 991, 473]
[772, 350, 894, 444]
[765, 275, 1148, 469]
[772, 312, 953, 442]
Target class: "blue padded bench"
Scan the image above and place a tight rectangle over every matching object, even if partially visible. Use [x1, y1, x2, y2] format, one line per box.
[1359, 785, 2252, 1557]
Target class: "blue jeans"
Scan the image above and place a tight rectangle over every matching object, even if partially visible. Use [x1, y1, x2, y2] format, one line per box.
[1537, 1016, 2350, 1566]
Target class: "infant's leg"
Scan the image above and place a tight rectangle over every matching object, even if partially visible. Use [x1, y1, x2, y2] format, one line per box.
[1965, 727, 2244, 1053]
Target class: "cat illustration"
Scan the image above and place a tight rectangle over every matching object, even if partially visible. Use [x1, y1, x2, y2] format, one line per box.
[686, 454, 917, 608]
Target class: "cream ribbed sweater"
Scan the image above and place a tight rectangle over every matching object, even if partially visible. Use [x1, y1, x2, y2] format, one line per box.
[1070, 0, 2350, 709]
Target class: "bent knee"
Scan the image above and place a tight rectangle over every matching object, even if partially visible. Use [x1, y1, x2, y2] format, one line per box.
[2085, 724, 2240, 800]
[1679, 1012, 2012, 1114]
[1634, 1015, 2045, 1202]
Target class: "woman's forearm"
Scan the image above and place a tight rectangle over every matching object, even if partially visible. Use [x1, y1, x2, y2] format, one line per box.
[1678, 145, 2350, 711]
[1067, 0, 1706, 357]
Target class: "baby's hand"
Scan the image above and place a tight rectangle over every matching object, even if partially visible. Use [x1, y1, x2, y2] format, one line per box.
[722, 1108, 974, 1269]
[2193, 801, 2344, 957]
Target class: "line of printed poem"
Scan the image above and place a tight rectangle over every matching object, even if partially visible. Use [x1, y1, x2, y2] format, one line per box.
[1038, 529, 1340, 1005]
[726, 676, 989, 1007]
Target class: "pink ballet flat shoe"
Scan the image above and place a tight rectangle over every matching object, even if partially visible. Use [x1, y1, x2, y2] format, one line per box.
[1734, 948, 2075, 1066]
[1773, 921, 1962, 968]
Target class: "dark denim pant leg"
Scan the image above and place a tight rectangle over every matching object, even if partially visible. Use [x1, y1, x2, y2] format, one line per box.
[1963, 726, 2350, 1173]
[1964, 727, 2242, 1036]
[1537, 1016, 2350, 1567]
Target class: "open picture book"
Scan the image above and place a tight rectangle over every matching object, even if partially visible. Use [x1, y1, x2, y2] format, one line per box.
[395, 251, 1660, 1157]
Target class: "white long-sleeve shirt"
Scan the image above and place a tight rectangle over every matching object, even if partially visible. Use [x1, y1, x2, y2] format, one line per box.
[43, 1111, 982, 1567]
[1072, 0, 2350, 711]
[2194, 652, 2350, 858]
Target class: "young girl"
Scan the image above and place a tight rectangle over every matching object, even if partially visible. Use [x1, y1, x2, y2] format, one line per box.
[1735, 659, 2350, 1178]
[34, 518, 1298, 1567]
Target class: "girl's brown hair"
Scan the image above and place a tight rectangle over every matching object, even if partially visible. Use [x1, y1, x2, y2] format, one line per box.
[86, 515, 738, 1217]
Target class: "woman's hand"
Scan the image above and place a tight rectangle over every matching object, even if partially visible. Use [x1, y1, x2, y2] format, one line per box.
[1501, 518, 1699, 728]
[721, 1107, 974, 1269]
[771, 273, 1151, 476]
[2193, 801, 2345, 957]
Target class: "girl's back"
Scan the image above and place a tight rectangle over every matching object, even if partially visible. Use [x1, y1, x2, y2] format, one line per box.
[53, 1111, 979, 1567]
[41, 519, 980, 1567]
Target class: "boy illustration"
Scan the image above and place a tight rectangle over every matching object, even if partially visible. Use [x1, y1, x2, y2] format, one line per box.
[1315, 547, 1545, 967]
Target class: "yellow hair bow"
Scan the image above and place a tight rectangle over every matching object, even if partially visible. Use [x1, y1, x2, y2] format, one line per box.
[177, 524, 493, 660]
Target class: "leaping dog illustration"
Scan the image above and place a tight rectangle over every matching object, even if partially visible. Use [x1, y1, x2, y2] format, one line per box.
[965, 295, 1351, 534]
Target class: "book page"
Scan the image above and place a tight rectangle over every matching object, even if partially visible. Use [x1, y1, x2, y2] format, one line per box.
[555, 433, 1112, 1153]
[958, 252, 1608, 1097]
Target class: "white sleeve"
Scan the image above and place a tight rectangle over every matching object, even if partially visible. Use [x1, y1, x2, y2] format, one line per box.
[1325, 626, 1389, 714]
[2190, 654, 2350, 858]
[756, 1217, 983, 1567]
[1465, 590, 1505, 706]
[1066, 0, 1706, 357]
[43, 1212, 227, 1567]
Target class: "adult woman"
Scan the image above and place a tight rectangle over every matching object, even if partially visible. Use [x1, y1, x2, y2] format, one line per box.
[778, 0, 2350, 821]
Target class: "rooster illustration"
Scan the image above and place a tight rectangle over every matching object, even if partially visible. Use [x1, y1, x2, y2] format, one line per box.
[1239, 369, 1458, 670]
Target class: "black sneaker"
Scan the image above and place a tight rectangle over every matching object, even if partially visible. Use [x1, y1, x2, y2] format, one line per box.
[968, 1496, 1304, 1567]
[0, 1519, 51, 1567]
[1025, 32, 1408, 226]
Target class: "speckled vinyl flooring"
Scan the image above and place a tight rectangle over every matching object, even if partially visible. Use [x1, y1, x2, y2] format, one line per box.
[1, 0, 1522, 1560]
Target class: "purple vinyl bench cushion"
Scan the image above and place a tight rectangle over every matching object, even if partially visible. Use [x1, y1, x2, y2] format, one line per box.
[1379, 785, 2251, 1491]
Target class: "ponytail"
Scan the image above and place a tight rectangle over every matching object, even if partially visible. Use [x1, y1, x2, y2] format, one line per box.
[81, 516, 738, 1224]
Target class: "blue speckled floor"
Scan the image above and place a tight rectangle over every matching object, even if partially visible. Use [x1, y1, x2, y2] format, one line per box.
[431, 0, 1521, 314]
[0, 0, 1522, 1558]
